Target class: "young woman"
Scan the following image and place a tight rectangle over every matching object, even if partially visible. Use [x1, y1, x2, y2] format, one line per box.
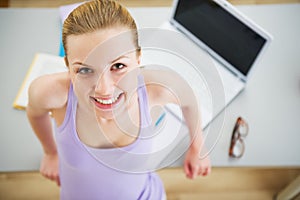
[26, 0, 211, 199]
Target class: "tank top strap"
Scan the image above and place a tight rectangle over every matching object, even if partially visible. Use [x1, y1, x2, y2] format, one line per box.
[137, 74, 152, 128]
[66, 83, 78, 122]
[56, 82, 75, 132]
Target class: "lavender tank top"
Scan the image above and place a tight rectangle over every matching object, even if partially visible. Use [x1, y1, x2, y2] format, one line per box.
[55, 75, 165, 200]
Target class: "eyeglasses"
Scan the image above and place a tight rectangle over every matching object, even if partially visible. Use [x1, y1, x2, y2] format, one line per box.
[229, 117, 249, 158]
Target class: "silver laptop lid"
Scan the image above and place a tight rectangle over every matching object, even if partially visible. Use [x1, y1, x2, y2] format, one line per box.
[169, 0, 273, 82]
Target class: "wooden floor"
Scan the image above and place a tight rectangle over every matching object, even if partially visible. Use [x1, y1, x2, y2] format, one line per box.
[1, 167, 300, 200]
[1, 0, 300, 199]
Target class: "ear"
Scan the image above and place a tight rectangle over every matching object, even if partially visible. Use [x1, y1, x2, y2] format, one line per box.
[64, 56, 69, 67]
[137, 51, 142, 65]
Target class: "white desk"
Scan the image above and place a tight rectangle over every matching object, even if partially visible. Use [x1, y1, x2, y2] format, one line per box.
[0, 4, 299, 171]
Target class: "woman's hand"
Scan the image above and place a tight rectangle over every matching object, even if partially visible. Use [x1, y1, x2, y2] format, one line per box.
[40, 153, 60, 186]
[184, 146, 211, 179]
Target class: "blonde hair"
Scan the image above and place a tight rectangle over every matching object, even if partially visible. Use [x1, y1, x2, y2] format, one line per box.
[62, 0, 140, 58]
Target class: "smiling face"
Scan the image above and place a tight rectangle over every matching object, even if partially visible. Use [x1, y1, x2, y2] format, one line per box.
[66, 27, 141, 120]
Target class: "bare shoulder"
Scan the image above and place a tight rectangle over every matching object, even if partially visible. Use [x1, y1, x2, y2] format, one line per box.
[141, 68, 193, 107]
[28, 72, 70, 111]
[141, 68, 179, 106]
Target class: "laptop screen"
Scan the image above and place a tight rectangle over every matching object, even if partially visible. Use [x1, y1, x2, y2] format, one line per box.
[173, 0, 268, 77]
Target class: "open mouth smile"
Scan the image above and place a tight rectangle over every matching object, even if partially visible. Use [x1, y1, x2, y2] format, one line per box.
[91, 93, 124, 110]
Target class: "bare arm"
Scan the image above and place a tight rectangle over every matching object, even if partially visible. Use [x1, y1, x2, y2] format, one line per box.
[26, 73, 69, 185]
[26, 98, 57, 155]
[143, 67, 211, 178]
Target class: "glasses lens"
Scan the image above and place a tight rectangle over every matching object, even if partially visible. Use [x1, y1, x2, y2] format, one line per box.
[231, 138, 244, 158]
[238, 119, 248, 136]
[238, 125, 247, 135]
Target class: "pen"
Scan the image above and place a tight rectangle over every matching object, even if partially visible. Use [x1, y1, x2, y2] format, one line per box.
[155, 112, 166, 127]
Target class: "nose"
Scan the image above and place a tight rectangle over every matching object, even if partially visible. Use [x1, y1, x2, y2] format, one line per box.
[95, 71, 115, 96]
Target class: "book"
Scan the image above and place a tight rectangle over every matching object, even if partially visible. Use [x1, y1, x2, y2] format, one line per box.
[13, 53, 68, 110]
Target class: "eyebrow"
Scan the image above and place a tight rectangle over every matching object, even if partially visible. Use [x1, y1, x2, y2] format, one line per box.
[110, 55, 130, 64]
[71, 62, 94, 68]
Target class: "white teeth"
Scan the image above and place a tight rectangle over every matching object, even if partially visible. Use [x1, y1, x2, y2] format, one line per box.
[95, 95, 120, 105]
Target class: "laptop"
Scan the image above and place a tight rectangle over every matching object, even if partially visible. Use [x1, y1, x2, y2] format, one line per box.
[141, 0, 273, 129]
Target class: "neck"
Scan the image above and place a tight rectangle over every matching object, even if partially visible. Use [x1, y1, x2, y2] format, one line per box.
[76, 91, 140, 148]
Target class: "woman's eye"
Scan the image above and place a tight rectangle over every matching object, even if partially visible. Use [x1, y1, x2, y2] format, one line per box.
[111, 63, 126, 71]
[77, 67, 93, 74]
